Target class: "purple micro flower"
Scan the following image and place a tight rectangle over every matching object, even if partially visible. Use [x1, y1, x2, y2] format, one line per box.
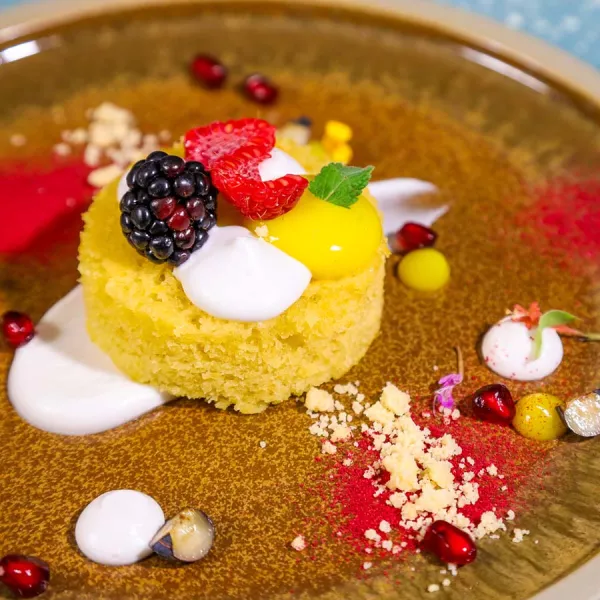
[433, 376, 462, 411]
[433, 347, 465, 414]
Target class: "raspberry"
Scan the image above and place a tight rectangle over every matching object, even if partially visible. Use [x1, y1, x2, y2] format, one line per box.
[184, 118, 275, 170]
[211, 146, 308, 220]
[120, 152, 217, 266]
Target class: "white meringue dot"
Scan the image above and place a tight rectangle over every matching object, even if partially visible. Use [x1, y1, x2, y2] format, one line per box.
[481, 319, 563, 382]
[75, 490, 164, 566]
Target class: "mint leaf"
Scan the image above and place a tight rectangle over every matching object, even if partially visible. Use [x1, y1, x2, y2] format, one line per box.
[308, 163, 374, 208]
[533, 310, 579, 358]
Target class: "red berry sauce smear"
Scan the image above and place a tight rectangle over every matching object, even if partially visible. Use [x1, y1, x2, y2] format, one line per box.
[0, 158, 95, 257]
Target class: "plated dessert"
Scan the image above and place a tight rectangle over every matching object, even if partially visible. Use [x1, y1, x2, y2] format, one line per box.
[0, 4, 600, 600]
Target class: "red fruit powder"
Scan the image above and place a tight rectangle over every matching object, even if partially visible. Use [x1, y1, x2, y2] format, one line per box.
[517, 178, 600, 276]
[299, 406, 552, 566]
[0, 158, 95, 256]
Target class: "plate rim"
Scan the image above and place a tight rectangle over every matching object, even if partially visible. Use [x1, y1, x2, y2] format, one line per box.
[0, 1, 599, 599]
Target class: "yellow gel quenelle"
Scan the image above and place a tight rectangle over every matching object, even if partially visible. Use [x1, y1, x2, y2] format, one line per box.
[246, 189, 382, 280]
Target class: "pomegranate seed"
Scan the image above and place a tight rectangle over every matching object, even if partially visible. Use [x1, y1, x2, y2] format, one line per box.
[243, 73, 279, 105]
[392, 222, 437, 254]
[190, 54, 227, 89]
[167, 207, 191, 232]
[0, 555, 50, 598]
[472, 383, 516, 425]
[2, 311, 34, 348]
[422, 521, 477, 566]
[150, 196, 176, 221]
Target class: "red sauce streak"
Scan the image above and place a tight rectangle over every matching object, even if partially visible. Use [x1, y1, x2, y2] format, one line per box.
[0, 158, 95, 256]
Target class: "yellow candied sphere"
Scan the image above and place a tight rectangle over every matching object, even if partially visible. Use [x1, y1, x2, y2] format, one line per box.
[512, 393, 568, 441]
[245, 189, 382, 280]
[324, 120, 353, 143]
[397, 248, 450, 292]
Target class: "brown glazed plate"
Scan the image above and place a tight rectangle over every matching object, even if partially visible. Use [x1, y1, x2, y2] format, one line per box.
[0, 1, 599, 599]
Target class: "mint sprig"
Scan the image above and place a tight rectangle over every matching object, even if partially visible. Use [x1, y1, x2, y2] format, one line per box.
[533, 310, 578, 358]
[308, 162, 374, 208]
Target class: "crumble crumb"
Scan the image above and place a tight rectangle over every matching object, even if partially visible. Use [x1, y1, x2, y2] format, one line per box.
[380, 383, 411, 416]
[87, 164, 124, 188]
[362, 562, 372, 570]
[255, 225, 269, 238]
[442, 578, 451, 587]
[305, 388, 335, 412]
[334, 382, 359, 396]
[322, 440, 337, 455]
[364, 401, 395, 425]
[364, 529, 381, 542]
[10, 134, 26, 147]
[427, 584, 440, 593]
[53, 142, 71, 156]
[512, 528, 530, 543]
[259, 441, 267, 449]
[486, 464, 499, 477]
[291, 535, 306, 551]
[330, 425, 352, 442]
[379, 520, 392, 533]
[352, 401, 364, 415]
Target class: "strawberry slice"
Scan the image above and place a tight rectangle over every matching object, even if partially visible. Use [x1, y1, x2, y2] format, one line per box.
[184, 118, 275, 169]
[211, 146, 308, 220]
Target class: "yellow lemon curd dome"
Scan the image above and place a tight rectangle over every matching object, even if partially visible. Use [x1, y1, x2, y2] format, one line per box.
[79, 140, 387, 413]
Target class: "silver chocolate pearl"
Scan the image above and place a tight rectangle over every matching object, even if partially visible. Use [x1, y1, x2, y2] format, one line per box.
[559, 390, 600, 437]
[150, 508, 215, 563]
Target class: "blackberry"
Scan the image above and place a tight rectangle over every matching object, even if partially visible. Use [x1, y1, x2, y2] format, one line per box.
[120, 152, 217, 265]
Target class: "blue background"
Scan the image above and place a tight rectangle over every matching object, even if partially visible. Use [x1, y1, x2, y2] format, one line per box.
[1, 0, 599, 68]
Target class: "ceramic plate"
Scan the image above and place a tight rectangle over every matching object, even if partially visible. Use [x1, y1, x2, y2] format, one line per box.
[0, 2, 599, 599]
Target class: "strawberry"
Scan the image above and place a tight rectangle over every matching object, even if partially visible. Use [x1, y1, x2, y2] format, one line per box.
[184, 118, 275, 169]
[211, 146, 308, 220]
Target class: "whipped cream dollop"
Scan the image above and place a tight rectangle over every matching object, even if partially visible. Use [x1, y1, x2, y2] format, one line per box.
[75, 490, 164, 566]
[8, 286, 171, 435]
[367, 178, 445, 235]
[174, 226, 311, 322]
[481, 317, 564, 381]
